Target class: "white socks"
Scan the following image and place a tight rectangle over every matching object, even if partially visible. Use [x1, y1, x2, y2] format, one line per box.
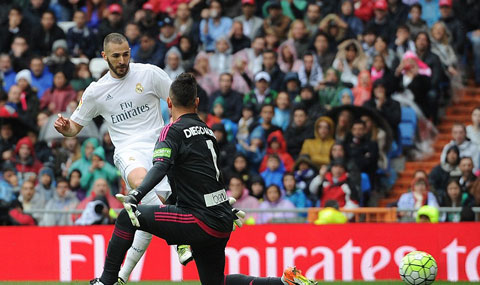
[118, 230, 152, 281]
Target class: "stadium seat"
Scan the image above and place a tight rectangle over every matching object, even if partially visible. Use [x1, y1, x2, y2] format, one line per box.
[399, 106, 417, 147]
[89, 58, 108, 80]
[57, 21, 76, 34]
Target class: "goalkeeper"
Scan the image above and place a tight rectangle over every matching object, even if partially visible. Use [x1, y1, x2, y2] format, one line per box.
[91, 73, 315, 285]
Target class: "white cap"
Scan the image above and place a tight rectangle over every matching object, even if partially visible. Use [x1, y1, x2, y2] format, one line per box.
[254, 71, 271, 82]
[15, 69, 32, 85]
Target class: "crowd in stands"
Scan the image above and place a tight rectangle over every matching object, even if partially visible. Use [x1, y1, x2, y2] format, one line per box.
[1, 0, 480, 226]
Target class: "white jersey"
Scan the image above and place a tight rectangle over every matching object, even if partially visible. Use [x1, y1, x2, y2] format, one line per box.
[71, 63, 172, 150]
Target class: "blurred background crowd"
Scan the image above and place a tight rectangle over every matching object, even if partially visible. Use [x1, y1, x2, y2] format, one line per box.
[1, 0, 480, 226]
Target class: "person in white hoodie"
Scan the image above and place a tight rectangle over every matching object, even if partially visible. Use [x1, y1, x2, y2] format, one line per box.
[440, 123, 480, 171]
[163, 47, 185, 80]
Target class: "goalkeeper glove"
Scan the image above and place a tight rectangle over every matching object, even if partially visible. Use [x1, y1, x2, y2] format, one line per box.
[229, 197, 246, 230]
[116, 193, 140, 227]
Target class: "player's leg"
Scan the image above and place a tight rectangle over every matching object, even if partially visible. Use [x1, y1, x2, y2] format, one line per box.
[225, 267, 316, 285]
[190, 238, 229, 285]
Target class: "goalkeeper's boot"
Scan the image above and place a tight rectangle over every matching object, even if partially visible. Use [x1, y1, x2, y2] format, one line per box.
[281, 266, 317, 285]
[117, 277, 126, 285]
[89, 278, 104, 285]
[177, 244, 193, 266]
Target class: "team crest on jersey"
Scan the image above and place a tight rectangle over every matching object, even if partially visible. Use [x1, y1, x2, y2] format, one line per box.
[135, 83, 144, 94]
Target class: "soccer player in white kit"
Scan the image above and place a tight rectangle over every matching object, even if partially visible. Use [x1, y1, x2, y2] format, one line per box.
[54, 33, 192, 284]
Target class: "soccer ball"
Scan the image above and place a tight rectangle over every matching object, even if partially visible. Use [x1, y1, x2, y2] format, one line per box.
[399, 251, 437, 285]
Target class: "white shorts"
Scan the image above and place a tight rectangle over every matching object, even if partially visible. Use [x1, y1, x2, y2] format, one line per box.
[113, 145, 171, 203]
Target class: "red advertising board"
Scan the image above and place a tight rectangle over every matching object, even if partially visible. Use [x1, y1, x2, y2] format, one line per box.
[0, 223, 479, 282]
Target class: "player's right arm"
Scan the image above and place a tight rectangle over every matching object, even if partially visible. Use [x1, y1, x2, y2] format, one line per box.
[54, 114, 84, 137]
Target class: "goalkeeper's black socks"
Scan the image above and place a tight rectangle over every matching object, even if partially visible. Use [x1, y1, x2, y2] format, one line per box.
[225, 274, 283, 284]
[100, 211, 136, 285]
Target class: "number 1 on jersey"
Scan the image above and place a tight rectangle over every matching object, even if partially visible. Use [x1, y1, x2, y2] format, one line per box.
[206, 140, 220, 181]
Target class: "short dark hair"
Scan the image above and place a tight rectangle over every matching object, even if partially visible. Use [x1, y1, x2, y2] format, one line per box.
[170, 73, 197, 107]
[57, 177, 69, 185]
[411, 3, 422, 12]
[263, 49, 277, 59]
[103, 33, 127, 51]
[229, 175, 244, 184]
[397, 24, 410, 33]
[220, 72, 233, 82]
[352, 119, 366, 127]
[42, 10, 57, 22]
[260, 103, 275, 112]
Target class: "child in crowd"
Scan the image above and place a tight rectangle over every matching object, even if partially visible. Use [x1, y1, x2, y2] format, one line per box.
[272, 92, 291, 131]
[257, 184, 296, 224]
[293, 155, 317, 193]
[249, 175, 266, 201]
[283, 172, 311, 213]
[261, 154, 286, 188]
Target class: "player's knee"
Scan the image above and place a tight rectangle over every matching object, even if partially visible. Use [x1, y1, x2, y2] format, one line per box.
[117, 209, 134, 228]
[135, 230, 153, 242]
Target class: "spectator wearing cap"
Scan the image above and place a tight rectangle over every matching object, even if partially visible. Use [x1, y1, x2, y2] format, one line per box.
[304, 3, 322, 36]
[159, 16, 180, 48]
[81, 0, 107, 31]
[174, 3, 195, 38]
[15, 69, 40, 126]
[339, 0, 364, 38]
[10, 36, 31, 72]
[438, 0, 465, 55]
[0, 6, 31, 54]
[234, 0, 263, 40]
[97, 4, 125, 50]
[164, 47, 185, 80]
[30, 10, 66, 57]
[45, 39, 76, 80]
[284, 105, 313, 159]
[29, 56, 53, 100]
[67, 10, 97, 59]
[405, 4, 429, 39]
[23, 0, 52, 26]
[298, 51, 323, 88]
[200, 0, 233, 52]
[418, 0, 441, 27]
[261, 49, 285, 92]
[258, 0, 291, 42]
[133, 32, 166, 68]
[230, 21, 251, 55]
[366, 0, 394, 43]
[1, 54, 17, 92]
[243, 71, 278, 113]
[209, 73, 243, 123]
[300, 116, 335, 168]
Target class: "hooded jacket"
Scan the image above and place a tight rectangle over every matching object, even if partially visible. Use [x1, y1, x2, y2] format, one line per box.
[163, 46, 185, 80]
[352, 70, 372, 106]
[82, 146, 119, 196]
[35, 167, 56, 202]
[14, 137, 43, 175]
[300, 116, 335, 168]
[69, 138, 99, 179]
[277, 40, 303, 73]
[259, 131, 295, 173]
[318, 171, 357, 208]
[440, 138, 480, 171]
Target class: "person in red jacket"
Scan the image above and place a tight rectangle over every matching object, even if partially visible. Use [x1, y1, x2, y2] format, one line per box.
[259, 130, 295, 172]
[316, 159, 359, 208]
[12, 136, 43, 178]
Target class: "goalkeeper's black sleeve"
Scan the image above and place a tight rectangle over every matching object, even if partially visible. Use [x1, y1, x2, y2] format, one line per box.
[131, 160, 171, 202]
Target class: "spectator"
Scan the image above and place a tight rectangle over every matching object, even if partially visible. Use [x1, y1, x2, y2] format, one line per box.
[405, 3, 428, 38]
[297, 85, 324, 125]
[163, 47, 184, 80]
[243, 72, 277, 113]
[392, 24, 415, 60]
[227, 175, 259, 222]
[352, 70, 372, 106]
[372, 35, 399, 70]
[0, 123, 15, 166]
[419, 0, 441, 27]
[209, 37, 233, 74]
[223, 153, 255, 187]
[133, 33, 166, 68]
[69, 169, 86, 201]
[293, 155, 317, 193]
[45, 39, 76, 80]
[258, 0, 291, 42]
[282, 72, 300, 101]
[230, 21, 251, 54]
[300, 116, 335, 168]
[200, 0, 233, 52]
[284, 105, 313, 159]
[335, 109, 354, 142]
[70, 63, 94, 93]
[174, 3, 194, 38]
[97, 4, 125, 50]
[74, 178, 122, 221]
[35, 166, 56, 202]
[211, 123, 236, 171]
[158, 16, 180, 49]
[31, 10, 66, 57]
[440, 123, 480, 171]
[207, 96, 225, 127]
[10, 36, 31, 72]
[311, 158, 359, 208]
[261, 154, 285, 188]
[261, 49, 284, 92]
[311, 32, 336, 74]
[282, 172, 310, 211]
[40, 71, 77, 113]
[29, 56, 53, 100]
[8, 200, 36, 225]
[272, 91, 290, 131]
[277, 40, 302, 73]
[288, 20, 310, 59]
[344, 120, 379, 186]
[134, 3, 158, 36]
[0, 53, 16, 92]
[237, 36, 265, 77]
[56, 0, 85, 22]
[75, 195, 114, 225]
[304, 3, 321, 36]
[338, 88, 354, 105]
[397, 177, 439, 214]
[298, 51, 323, 88]
[14, 69, 40, 127]
[387, 0, 409, 25]
[236, 122, 266, 171]
[339, 0, 364, 38]
[236, 103, 255, 144]
[441, 179, 474, 222]
[208, 75, 243, 123]
[0, 6, 31, 54]
[0, 164, 19, 203]
[318, 68, 344, 109]
[69, 138, 99, 182]
[177, 35, 197, 71]
[429, 145, 462, 203]
[234, 0, 263, 40]
[18, 180, 45, 224]
[41, 177, 79, 226]
[363, 79, 401, 139]
[249, 174, 266, 201]
[318, 15, 348, 48]
[333, 40, 368, 87]
[192, 51, 219, 96]
[361, 28, 377, 59]
[24, 0, 50, 26]
[13, 136, 43, 179]
[82, 0, 107, 31]
[328, 142, 362, 191]
[366, 0, 393, 43]
[260, 130, 294, 172]
[438, 0, 464, 55]
[257, 184, 296, 224]
[459, 157, 476, 193]
[467, 107, 480, 146]
[67, 10, 97, 59]
[81, 146, 119, 196]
